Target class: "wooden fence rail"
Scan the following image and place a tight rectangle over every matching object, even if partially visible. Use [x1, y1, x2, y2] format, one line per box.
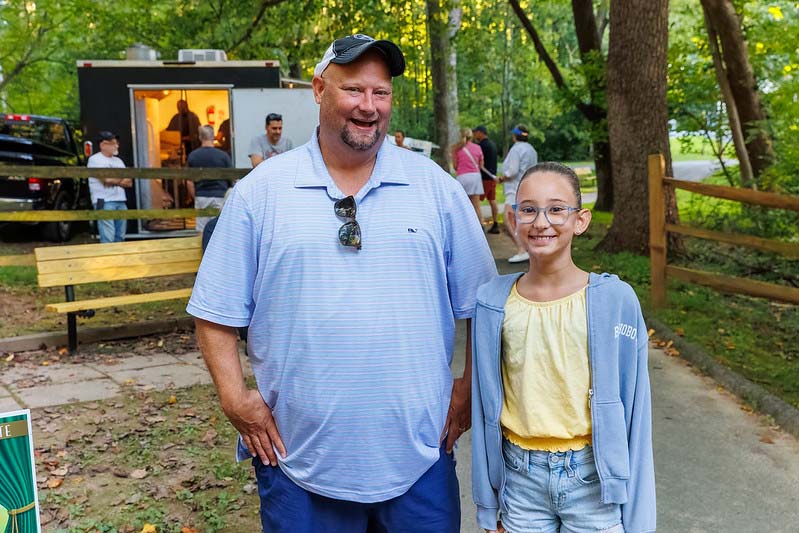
[0, 166, 239, 222]
[0, 165, 249, 181]
[0, 208, 218, 223]
[648, 153, 799, 307]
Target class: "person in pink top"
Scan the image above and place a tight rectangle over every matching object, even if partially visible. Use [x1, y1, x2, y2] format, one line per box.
[452, 127, 485, 223]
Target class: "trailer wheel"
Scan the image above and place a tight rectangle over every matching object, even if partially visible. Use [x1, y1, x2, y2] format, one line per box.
[41, 190, 74, 242]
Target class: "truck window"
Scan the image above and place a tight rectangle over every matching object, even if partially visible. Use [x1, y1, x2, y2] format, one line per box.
[0, 117, 70, 152]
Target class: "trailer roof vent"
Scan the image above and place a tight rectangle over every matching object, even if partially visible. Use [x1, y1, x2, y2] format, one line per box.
[127, 43, 158, 61]
[178, 49, 227, 62]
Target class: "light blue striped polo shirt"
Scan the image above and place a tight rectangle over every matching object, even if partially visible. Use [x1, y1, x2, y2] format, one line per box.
[187, 132, 497, 502]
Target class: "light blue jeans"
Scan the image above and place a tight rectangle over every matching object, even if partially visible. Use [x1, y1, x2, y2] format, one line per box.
[94, 200, 128, 243]
[501, 439, 623, 533]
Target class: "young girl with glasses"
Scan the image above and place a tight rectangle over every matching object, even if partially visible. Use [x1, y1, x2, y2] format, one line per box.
[470, 162, 656, 533]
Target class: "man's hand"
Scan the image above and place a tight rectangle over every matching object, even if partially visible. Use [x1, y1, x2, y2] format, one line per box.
[486, 521, 505, 533]
[222, 389, 286, 466]
[440, 376, 471, 453]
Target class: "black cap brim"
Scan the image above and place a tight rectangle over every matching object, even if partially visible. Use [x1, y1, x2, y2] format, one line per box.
[330, 39, 406, 77]
[97, 131, 119, 142]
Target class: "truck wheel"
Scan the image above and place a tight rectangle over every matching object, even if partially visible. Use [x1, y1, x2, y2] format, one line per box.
[41, 190, 74, 242]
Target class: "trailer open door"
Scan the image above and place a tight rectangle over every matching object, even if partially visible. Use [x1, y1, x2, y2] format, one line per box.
[130, 85, 231, 234]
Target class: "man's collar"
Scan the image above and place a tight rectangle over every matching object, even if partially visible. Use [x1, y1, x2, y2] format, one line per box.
[295, 129, 410, 188]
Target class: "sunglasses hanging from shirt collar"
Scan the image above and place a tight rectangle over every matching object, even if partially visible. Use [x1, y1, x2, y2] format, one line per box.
[334, 195, 362, 250]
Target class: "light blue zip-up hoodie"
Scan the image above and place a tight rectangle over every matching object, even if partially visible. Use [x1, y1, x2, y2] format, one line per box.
[471, 272, 656, 532]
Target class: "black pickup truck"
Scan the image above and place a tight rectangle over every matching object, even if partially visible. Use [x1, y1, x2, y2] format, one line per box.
[0, 113, 90, 241]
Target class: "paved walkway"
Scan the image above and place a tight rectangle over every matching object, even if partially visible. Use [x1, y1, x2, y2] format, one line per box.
[2, 228, 798, 530]
[0, 351, 249, 412]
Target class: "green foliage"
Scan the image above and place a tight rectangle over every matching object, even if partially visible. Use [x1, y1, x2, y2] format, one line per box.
[0, 0, 595, 160]
[1, 0, 796, 183]
[576, 211, 799, 408]
[676, 170, 799, 239]
[454, 0, 597, 159]
[668, 0, 799, 191]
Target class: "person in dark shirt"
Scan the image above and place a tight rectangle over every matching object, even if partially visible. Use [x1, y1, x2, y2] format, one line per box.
[215, 118, 231, 155]
[187, 125, 232, 232]
[473, 125, 500, 233]
[167, 99, 201, 160]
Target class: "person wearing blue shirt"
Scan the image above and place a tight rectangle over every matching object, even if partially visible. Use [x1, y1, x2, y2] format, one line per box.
[188, 33, 497, 532]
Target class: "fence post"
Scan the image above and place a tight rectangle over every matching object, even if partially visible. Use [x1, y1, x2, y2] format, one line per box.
[649, 153, 667, 308]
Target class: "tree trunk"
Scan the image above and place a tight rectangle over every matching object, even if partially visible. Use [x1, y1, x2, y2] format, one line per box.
[700, 0, 774, 181]
[572, 0, 613, 211]
[592, 139, 613, 210]
[599, 0, 676, 255]
[426, 0, 460, 171]
[701, 2, 754, 187]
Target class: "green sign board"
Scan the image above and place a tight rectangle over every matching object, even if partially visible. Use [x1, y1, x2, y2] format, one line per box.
[0, 410, 40, 533]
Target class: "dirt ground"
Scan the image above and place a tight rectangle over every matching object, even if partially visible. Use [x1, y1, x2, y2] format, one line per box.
[0, 228, 265, 530]
[3, 334, 263, 533]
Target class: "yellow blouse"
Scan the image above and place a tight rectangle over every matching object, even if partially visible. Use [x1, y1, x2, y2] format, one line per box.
[500, 282, 592, 452]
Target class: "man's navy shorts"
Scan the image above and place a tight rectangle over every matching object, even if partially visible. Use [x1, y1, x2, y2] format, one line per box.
[253, 445, 460, 532]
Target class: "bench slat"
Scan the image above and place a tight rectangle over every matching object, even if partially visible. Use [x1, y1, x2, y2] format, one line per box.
[36, 249, 202, 275]
[45, 288, 193, 313]
[37, 260, 200, 287]
[34, 236, 201, 262]
[0, 254, 35, 267]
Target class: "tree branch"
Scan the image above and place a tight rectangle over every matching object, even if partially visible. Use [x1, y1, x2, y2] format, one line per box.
[508, 0, 568, 89]
[0, 35, 41, 93]
[228, 0, 292, 53]
[507, 0, 604, 122]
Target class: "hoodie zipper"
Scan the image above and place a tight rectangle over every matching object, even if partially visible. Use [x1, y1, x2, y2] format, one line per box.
[495, 307, 506, 509]
[586, 277, 606, 503]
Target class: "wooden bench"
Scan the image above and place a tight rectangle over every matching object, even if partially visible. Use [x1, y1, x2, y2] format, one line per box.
[34, 236, 202, 352]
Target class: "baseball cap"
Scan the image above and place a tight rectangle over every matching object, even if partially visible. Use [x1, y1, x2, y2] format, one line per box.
[314, 34, 406, 78]
[473, 125, 488, 134]
[511, 125, 529, 137]
[98, 130, 119, 142]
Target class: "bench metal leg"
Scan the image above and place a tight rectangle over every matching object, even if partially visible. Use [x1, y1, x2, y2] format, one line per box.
[67, 312, 78, 352]
[65, 285, 77, 353]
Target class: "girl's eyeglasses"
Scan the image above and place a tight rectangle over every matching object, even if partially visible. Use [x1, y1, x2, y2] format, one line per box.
[334, 195, 362, 250]
[512, 204, 580, 226]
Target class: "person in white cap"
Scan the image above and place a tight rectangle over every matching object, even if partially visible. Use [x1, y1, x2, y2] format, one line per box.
[188, 33, 496, 532]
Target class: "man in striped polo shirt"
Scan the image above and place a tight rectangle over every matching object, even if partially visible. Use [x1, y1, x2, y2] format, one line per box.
[188, 34, 496, 532]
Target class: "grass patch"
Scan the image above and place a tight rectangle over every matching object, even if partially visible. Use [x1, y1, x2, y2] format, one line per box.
[669, 134, 732, 161]
[0, 265, 37, 286]
[0, 271, 195, 337]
